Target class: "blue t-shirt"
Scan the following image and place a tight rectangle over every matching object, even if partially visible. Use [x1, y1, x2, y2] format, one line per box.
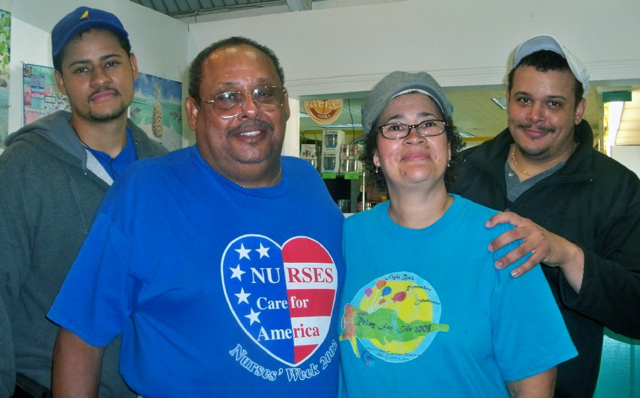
[49, 146, 345, 397]
[85, 127, 137, 180]
[338, 196, 576, 397]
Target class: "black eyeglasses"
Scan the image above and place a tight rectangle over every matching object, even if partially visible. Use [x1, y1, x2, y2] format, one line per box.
[377, 119, 447, 139]
[203, 86, 287, 118]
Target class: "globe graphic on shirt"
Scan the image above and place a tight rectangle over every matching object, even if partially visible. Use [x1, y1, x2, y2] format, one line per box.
[339, 272, 449, 363]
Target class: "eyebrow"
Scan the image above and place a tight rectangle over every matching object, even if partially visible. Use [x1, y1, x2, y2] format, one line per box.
[66, 53, 124, 69]
[383, 111, 440, 123]
[513, 90, 568, 101]
[215, 77, 278, 89]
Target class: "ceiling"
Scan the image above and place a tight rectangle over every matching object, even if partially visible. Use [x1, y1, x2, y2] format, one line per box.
[129, 0, 314, 18]
[131, 0, 639, 149]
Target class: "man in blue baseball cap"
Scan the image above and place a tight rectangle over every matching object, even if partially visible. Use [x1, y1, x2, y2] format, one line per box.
[0, 7, 166, 398]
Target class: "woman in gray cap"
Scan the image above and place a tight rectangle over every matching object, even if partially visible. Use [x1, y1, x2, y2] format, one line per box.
[337, 71, 576, 397]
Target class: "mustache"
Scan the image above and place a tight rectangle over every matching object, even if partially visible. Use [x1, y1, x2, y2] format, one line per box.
[90, 88, 120, 99]
[229, 120, 274, 134]
[517, 123, 555, 133]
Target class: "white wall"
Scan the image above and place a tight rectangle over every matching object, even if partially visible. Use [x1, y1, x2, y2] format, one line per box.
[10, 0, 190, 140]
[187, 0, 640, 96]
[186, 0, 640, 154]
[612, 146, 640, 177]
[10, 0, 640, 154]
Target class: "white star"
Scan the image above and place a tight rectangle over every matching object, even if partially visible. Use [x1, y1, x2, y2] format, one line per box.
[229, 264, 246, 281]
[256, 243, 270, 258]
[245, 308, 261, 325]
[235, 244, 251, 260]
[235, 288, 251, 304]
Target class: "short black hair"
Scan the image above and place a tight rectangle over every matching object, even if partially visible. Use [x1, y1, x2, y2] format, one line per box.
[188, 36, 285, 104]
[53, 28, 132, 72]
[508, 50, 584, 106]
[362, 113, 465, 193]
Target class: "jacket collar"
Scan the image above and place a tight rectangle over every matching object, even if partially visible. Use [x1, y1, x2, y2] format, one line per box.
[466, 119, 595, 181]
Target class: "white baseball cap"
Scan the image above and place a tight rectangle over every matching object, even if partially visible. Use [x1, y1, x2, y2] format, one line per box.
[513, 34, 590, 97]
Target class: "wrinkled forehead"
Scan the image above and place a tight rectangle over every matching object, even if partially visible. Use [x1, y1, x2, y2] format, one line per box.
[511, 66, 578, 96]
[207, 44, 280, 84]
[213, 44, 262, 60]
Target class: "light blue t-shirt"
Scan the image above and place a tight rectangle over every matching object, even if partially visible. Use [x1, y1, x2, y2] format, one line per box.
[339, 195, 576, 397]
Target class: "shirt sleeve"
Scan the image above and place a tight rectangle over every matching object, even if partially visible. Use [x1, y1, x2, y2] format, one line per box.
[0, 147, 38, 395]
[48, 210, 134, 348]
[492, 253, 578, 382]
[559, 170, 640, 338]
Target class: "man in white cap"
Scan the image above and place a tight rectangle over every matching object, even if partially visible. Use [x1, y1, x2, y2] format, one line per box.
[452, 34, 640, 397]
[0, 6, 166, 398]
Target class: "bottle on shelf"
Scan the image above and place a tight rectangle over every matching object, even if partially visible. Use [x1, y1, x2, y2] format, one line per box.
[357, 185, 364, 212]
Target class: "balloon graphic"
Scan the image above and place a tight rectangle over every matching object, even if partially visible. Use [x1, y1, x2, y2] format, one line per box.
[364, 288, 373, 297]
[392, 291, 407, 302]
[376, 279, 387, 289]
[379, 298, 386, 305]
[381, 286, 392, 296]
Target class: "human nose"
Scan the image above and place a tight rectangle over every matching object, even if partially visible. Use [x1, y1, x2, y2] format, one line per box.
[526, 102, 545, 123]
[236, 91, 260, 118]
[90, 66, 112, 87]
[404, 125, 425, 143]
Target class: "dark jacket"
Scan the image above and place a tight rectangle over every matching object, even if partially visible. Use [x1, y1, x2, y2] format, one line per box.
[0, 111, 167, 397]
[451, 120, 640, 398]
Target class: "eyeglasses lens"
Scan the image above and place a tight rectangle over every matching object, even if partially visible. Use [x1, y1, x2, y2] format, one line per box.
[208, 86, 284, 118]
[379, 120, 445, 139]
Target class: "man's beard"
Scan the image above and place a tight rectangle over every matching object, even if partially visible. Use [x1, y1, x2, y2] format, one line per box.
[90, 103, 128, 122]
[515, 123, 556, 160]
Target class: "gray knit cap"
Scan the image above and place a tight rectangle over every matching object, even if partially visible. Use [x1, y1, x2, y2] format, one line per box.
[361, 71, 453, 136]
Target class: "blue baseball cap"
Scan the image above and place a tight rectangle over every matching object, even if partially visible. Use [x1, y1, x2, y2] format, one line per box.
[52, 7, 130, 57]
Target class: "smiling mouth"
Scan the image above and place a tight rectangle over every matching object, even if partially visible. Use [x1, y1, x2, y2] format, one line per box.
[402, 154, 430, 162]
[239, 130, 261, 137]
[519, 124, 555, 134]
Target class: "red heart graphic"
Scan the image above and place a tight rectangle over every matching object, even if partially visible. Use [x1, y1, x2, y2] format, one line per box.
[222, 235, 338, 366]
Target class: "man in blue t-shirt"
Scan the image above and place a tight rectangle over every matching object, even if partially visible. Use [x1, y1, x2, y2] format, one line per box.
[48, 37, 345, 398]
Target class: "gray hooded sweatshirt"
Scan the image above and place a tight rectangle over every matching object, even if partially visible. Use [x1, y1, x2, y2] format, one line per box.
[0, 110, 167, 397]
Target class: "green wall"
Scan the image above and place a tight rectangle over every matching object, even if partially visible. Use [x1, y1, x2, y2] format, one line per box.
[594, 329, 640, 397]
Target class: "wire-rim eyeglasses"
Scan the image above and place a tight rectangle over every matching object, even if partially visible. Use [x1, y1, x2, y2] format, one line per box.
[202, 85, 287, 118]
[377, 119, 447, 140]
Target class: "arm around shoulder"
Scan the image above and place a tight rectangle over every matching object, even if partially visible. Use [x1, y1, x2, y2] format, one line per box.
[52, 328, 105, 398]
[562, 168, 640, 337]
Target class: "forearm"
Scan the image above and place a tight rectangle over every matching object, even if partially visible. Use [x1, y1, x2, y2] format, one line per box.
[561, 249, 640, 338]
[52, 328, 104, 398]
[506, 367, 556, 398]
[554, 239, 584, 293]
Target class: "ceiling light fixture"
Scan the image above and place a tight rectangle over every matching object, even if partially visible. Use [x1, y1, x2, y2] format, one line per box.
[491, 97, 507, 110]
[603, 91, 632, 155]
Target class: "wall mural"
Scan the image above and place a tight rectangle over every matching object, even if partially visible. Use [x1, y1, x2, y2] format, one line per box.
[0, 4, 10, 147]
[131, 72, 182, 151]
[22, 64, 70, 126]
